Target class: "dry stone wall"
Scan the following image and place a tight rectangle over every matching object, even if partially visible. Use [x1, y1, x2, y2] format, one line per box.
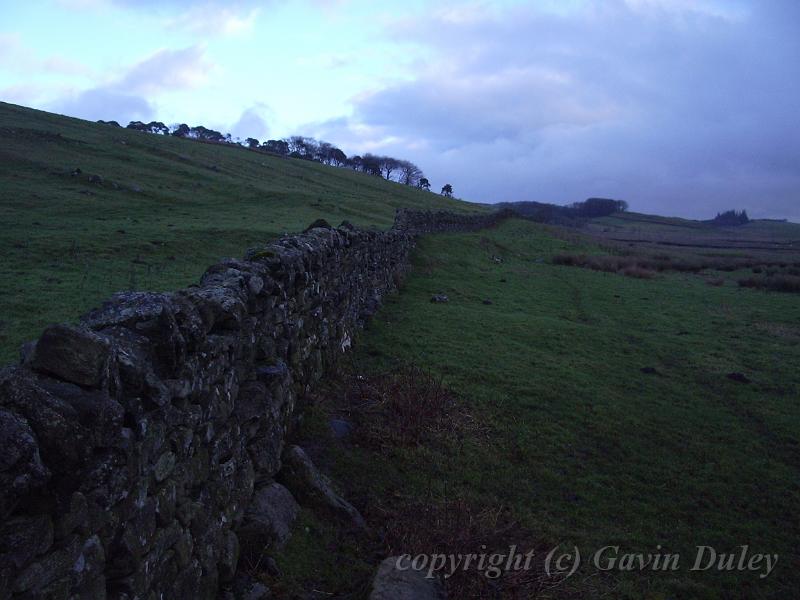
[0, 207, 511, 599]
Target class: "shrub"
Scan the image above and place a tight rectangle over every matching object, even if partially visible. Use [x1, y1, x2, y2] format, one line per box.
[738, 275, 800, 293]
[621, 266, 657, 279]
[552, 253, 583, 266]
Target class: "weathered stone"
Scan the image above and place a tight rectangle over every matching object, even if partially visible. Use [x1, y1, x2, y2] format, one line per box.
[12, 534, 82, 594]
[34, 377, 124, 449]
[173, 528, 193, 568]
[0, 367, 88, 472]
[238, 483, 299, 555]
[154, 480, 177, 526]
[220, 573, 270, 600]
[102, 326, 170, 407]
[369, 556, 446, 600]
[0, 514, 53, 570]
[72, 534, 106, 594]
[82, 291, 187, 375]
[171, 560, 203, 598]
[218, 530, 240, 582]
[153, 451, 176, 482]
[187, 285, 247, 333]
[55, 492, 89, 539]
[29, 324, 112, 388]
[329, 418, 353, 440]
[304, 218, 332, 232]
[0, 408, 49, 519]
[279, 445, 367, 530]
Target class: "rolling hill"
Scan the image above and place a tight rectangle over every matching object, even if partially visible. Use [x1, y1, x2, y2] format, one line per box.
[0, 101, 484, 362]
[2, 102, 799, 598]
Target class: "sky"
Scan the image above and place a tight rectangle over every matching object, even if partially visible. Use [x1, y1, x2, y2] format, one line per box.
[1, 0, 798, 220]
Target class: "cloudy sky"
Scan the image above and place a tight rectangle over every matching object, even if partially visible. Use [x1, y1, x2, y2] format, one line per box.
[2, 0, 798, 219]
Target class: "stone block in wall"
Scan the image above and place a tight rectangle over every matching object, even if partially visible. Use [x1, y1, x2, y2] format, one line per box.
[1, 368, 89, 476]
[0, 406, 49, 520]
[0, 514, 53, 572]
[10, 534, 84, 596]
[34, 377, 125, 450]
[82, 291, 190, 378]
[238, 482, 299, 558]
[28, 324, 113, 389]
[101, 326, 170, 410]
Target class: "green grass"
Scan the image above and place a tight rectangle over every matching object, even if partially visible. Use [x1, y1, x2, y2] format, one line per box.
[287, 219, 800, 599]
[0, 101, 484, 363]
[4, 102, 799, 598]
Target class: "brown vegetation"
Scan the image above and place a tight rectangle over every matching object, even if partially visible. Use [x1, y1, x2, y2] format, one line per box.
[553, 251, 800, 291]
[738, 274, 800, 293]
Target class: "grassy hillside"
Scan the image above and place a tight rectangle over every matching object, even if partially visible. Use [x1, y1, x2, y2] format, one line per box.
[282, 220, 800, 598]
[0, 101, 484, 363]
[3, 101, 798, 597]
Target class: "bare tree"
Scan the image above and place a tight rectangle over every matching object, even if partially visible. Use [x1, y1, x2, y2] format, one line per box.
[398, 160, 423, 186]
[286, 136, 318, 159]
[262, 139, 289, 156]
[362, 154, 382, 176]
[316, 141, 334, 164]
[379, 156, 401, 180]
[330, 147, 347, 167]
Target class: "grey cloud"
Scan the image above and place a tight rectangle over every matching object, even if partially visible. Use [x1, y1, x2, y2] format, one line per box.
[53, 88, 153, 122]
[117, 46, 211, 95]
[231, 105, 271, 140]
[67, 0, 264, 36]
[323, 0, 800, 220]
[49, 45, 209, 126]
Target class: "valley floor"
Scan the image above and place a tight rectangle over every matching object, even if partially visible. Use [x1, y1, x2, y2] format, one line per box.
[275, 219, 800, 599]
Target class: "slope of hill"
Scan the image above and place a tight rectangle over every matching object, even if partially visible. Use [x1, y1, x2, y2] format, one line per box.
[0, 101, 485, 362]
[587, 211, 800, 246]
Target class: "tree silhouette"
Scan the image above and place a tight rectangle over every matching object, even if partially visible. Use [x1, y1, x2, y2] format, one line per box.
[171, 123, 190, 137]
[330, 148, 347, 167]
[379, 156, 400, 180]
[112, 114, 437, 189]
[398, 160, 423, 186]
[262, 139, 289, 156]
[441, 184, 453, 197]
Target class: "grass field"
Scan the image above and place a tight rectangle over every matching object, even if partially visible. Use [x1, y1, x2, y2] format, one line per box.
[279, 219, 800, 599]
[3, 103, 799, 599]
[0, 101, 483, 363]
[587, 211, 800, 250]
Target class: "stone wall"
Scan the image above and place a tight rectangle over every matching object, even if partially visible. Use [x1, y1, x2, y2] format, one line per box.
[0, 207, 511, 599]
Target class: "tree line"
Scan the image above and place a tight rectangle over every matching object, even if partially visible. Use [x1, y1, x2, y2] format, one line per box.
[496, 197, 629, 224]
[101, 119, 455, 195]
[708, 209, 750, 226]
